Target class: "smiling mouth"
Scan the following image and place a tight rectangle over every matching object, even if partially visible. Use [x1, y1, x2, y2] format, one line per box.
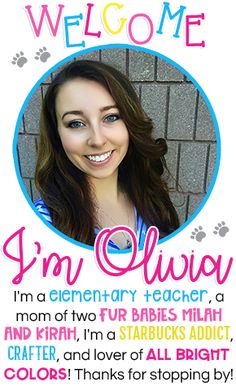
[85, 151, 113, 163]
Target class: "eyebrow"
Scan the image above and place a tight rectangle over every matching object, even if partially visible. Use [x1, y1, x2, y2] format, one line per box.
[61, 105, 118, 120]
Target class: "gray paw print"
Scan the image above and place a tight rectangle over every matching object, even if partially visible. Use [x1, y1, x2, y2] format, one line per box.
[35, 47, 51, 63]
[12, 52, 27, 68]
[191, 226, 206, 242]
[213, 221, 229, 237]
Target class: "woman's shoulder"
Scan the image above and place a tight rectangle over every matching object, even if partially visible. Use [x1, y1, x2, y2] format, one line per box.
[34, 198, 52, 224]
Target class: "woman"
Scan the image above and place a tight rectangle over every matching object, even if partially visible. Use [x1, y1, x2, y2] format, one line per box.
[35, 59, 179, 249]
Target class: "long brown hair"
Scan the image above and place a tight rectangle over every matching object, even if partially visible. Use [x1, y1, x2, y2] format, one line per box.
[35, 59, 179, 245]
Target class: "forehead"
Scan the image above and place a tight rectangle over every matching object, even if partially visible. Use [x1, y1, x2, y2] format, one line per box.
[55, 78, 115, 113]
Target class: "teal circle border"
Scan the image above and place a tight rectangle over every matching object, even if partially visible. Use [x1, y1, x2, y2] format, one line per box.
[13, 43, 221, 252]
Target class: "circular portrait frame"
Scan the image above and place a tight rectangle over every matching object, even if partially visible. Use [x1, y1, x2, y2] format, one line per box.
[14, 44, 220, 251]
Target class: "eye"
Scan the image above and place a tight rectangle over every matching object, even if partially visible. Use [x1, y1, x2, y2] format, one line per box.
[104, 114, 120, 123]
[67, 120, 85, 129]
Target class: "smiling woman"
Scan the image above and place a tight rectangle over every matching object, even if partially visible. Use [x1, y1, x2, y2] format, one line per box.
[56, 78, 129, 181]
[33, 59, 180, 248]
[17, 48, 218, 249]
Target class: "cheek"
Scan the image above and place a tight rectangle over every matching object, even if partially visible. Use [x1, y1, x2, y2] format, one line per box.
[122, 129, 130, 150]
[114, 125, 129, 146]
[59, 133, 84, 154]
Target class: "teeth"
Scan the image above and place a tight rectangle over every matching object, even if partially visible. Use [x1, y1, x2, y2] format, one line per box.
[86, 151, 112, 163]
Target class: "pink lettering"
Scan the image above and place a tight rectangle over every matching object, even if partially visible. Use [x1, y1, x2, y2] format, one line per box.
[84, 3, 101, 37]
[128, 13, 154, 45]
[2, 227, 37, 285]
[186, 13, 205, 47]
[25, 4, 65, 37]
[188, 253, 232, 284]
[42, 253, 83, 285]
[94, 226, 233, 285]
[95, 226, 138, 275]
[2, 227, 83, 285]
[2, 226, 233, 285]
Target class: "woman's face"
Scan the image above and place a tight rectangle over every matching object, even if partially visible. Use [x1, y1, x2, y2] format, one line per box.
[55, 78, 129, 182]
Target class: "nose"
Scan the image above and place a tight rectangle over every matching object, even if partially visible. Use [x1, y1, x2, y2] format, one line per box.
[87, 124, 107, 148]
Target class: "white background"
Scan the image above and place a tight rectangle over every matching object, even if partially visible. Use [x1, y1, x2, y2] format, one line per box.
[1, 0, 236, 385]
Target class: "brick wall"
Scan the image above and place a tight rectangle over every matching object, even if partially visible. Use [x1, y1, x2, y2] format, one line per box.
[17, 48, 217, 224]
